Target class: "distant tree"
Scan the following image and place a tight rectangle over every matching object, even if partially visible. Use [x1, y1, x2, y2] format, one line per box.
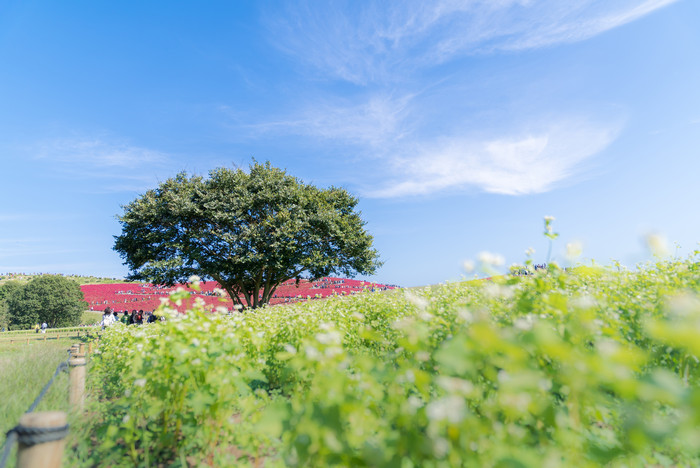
[114, 161, 382, 308]
[0, 301, 8, 330]
[0, 281, 23, 330]
[7, 275, 87, 329]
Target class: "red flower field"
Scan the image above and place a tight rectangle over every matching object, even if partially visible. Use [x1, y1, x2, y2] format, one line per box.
[81, 277, 396, 312]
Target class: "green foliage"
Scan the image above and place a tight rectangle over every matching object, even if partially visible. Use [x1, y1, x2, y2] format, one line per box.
[0, 281, 24, 329]
[7, 275, 87, 329]
[0, 280, 23, 301]
[114, 161, 381, 309]
[69, 253, 700, 467]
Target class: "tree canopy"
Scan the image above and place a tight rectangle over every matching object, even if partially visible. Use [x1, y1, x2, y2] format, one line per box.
[114, 161, 382, 308]
[7, 275, 86, 329]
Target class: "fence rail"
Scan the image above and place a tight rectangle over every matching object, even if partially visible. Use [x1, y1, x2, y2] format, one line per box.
[1, 327, 98, 337]
[0, 332, 102, 345]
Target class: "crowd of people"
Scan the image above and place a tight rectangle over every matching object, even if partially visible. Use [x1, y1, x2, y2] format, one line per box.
[511, 263, 549, 276]
[100, 307, 161, 329]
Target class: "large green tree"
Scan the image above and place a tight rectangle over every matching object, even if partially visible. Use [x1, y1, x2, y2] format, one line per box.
[114, 162, 382, 308]
[7, 275, 87, 329]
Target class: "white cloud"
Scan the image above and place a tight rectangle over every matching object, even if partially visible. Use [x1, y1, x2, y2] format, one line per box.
[367, 119, 621, 197]
[35, 138, 168, 169]
[246, 93, 413, 147]
[252, 1, 658, 196]
[268, 0, 679, 84]
[25, 137, 173, 192]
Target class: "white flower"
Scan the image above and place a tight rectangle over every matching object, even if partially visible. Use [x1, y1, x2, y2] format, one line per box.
[514, 315, 535, 331]
[477, 251, 505, 267]
[134, 378, 146, 387]
[406, 395, 423, 414]
[645, 233, 669, 257]
[418, 311, 434, 321]
[324, 346, 342, 357]
[433, 437, 450, 458]
[426, 396, 466, 423]
[416, 351, 430, 362]
[544, 215, 555, 222]
[304, 345, 321, 360]
[404, 291, 429, 310]
[525, 247, 535, 257]
[462, 260, 475, 273]
[316, 330, 342, 345]
[188, 275, 201, 284]
[499, 392, 532, 413]
[458, 309, 473, 323]
[565, 241, 583, 260]
[436, 376, 474, 395]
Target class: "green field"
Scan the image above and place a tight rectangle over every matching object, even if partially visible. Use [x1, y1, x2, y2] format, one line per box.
[0, 340, 75, 465]
[53, 254, 700, 467]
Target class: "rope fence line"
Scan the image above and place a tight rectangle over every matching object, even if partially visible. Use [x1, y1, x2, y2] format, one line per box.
[0, 332, 102, 346]
[0, 341, 93, 468]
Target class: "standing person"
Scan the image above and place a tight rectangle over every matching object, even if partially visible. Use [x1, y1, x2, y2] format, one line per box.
[34, 323, 40, 333]
[129, 310, 137, 325]
[101, 307, 113, 329]
[121, 311, 130, 325]
[112, 310, 119, 324]
[136, 310, 144, 325]
[41, 322, 47, 333]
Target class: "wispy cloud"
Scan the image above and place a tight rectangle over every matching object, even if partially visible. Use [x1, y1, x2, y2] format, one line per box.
[245, 93, 414, 147]
[252, 1, 671, 197]
[367, 119, 621, 197]
[25, 137, 173, 192]
[34, 138, 169, 169]
[267, 0, 679, 84]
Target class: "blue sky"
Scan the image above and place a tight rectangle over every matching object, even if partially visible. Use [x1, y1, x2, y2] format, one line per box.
[1, 0, 698, 287]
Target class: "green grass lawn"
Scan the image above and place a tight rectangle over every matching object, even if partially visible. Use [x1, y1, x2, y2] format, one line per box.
[0, 340, 74, 464]
[81, 310, 103, 325]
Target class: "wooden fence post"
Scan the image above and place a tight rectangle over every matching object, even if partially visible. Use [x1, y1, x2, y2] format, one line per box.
[69, 357, 86, 411]
[88, 341, 93, 354]
[79, 343, 86, 355]
[16, 411, 68, 468]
